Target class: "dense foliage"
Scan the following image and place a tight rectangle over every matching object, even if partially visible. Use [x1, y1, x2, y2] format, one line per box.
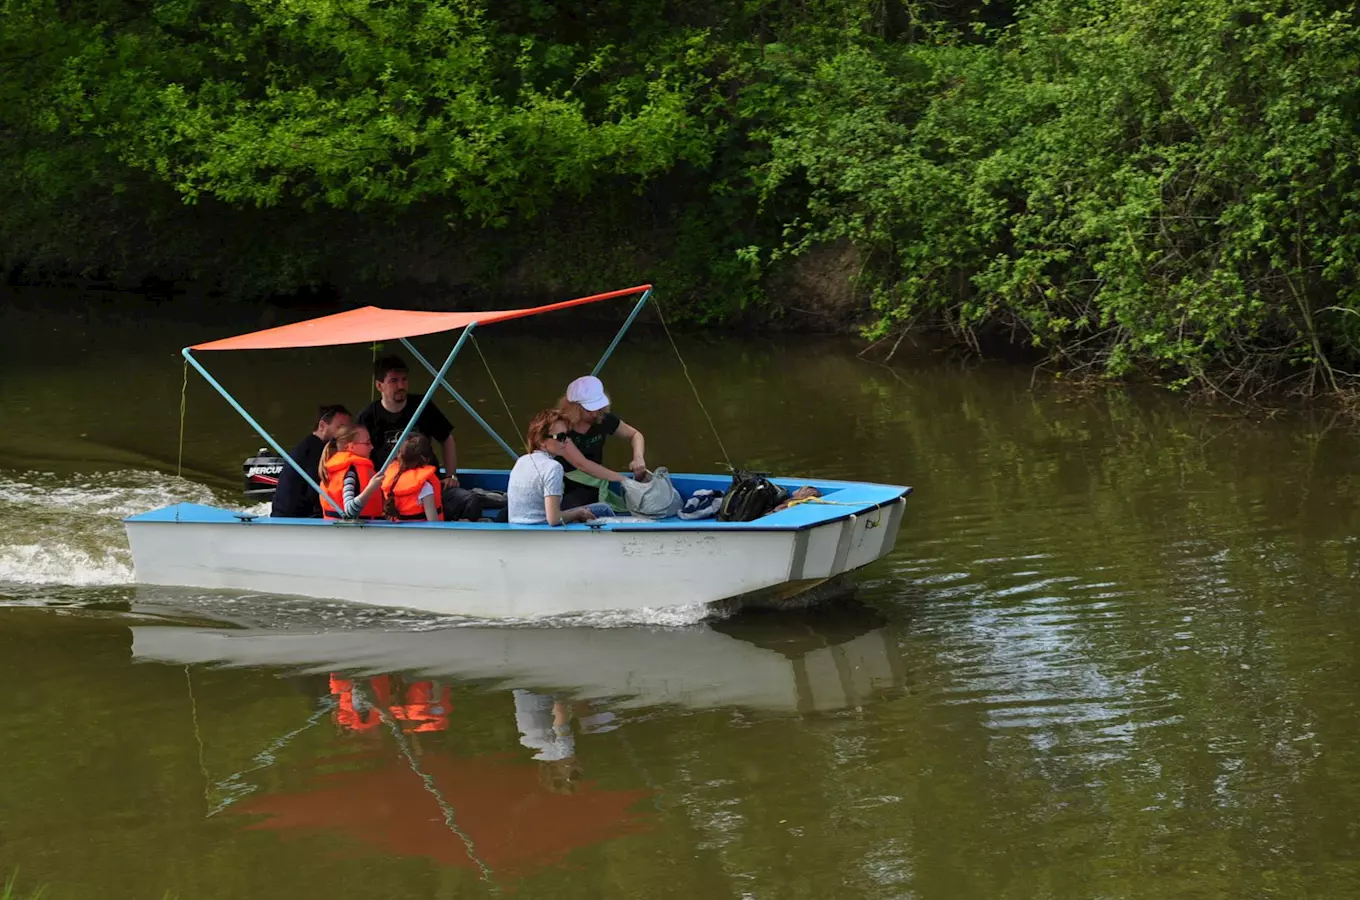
[4, 0, 1360, 394]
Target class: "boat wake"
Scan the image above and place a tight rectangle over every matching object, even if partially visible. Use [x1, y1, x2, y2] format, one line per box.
[0, 469, 223, 590]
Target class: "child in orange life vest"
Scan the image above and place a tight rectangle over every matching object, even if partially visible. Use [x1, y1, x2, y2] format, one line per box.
[318, 423, 385, 519]
[329, 674, 386, 732]
[329, 673, 451, 734]
[381, 434, 444, 521]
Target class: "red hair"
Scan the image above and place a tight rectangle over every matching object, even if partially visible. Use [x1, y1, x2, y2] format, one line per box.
[524, 408, 565, 454]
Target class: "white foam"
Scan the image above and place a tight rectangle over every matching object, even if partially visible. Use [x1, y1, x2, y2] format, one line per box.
[0, 469, 224, 589]
[534, 603, 718, 628]
[0, 543, 134, 586]
[0, 471, 217, 518]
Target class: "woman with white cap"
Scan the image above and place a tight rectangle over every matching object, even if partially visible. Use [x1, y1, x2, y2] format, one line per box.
[555, 375, 647, 511]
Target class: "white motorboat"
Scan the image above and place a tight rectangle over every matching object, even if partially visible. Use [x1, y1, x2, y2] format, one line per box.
[125, 284, 911, 618]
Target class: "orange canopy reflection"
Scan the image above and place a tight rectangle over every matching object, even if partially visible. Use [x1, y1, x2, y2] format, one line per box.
[234, 676, 654, 878]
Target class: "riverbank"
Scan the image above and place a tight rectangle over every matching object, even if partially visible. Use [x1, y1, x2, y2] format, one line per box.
[8, 0, 1360, 408]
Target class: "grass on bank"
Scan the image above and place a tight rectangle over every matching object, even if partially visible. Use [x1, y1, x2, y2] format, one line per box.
[3, 873, 179, 900]
[2, 872, 44, 900]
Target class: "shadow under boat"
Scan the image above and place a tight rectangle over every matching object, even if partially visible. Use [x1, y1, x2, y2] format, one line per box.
[130, 599, 910, 715]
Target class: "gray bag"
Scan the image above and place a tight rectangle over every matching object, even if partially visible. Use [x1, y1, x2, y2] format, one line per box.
[621, 467, 683, 518]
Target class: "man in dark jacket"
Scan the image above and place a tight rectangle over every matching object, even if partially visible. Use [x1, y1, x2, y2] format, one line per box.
[271, 404, 351, 518]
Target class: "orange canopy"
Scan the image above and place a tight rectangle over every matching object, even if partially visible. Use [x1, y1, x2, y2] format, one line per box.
[190, 284, 651, 351]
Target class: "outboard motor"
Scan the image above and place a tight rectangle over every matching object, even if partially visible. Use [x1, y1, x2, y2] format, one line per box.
[243, 449, 285, 500]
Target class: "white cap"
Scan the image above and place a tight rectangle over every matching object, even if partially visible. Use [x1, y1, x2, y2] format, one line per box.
[566, 375, 610, 411]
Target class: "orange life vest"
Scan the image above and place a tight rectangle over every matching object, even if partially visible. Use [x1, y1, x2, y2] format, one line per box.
[381, 464, 444, 520]
[321, 451, 383, 520]
[329, 675, 383, 733]
[390, 681, 453, 733]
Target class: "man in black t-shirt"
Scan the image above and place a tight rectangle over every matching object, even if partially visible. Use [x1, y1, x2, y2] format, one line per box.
[356, 355, 481, 520]
[271, 404, 351, 518]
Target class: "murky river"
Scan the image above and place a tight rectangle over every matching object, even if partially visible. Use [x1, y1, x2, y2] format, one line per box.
[3, 291, 1360, 899]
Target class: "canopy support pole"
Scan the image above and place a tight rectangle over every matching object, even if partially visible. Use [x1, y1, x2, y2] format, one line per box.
[592, 287, 651, 376]
[399, 336, 518, 462]
[181, 348, 343, 515]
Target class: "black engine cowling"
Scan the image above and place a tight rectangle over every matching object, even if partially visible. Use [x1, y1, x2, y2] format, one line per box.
[243, 449, 284, 499]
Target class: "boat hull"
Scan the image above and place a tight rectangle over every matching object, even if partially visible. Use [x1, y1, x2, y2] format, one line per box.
[125, 474, 909, 618]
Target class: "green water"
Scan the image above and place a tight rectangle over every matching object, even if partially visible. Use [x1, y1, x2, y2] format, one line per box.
[2, 292, 1360, 899]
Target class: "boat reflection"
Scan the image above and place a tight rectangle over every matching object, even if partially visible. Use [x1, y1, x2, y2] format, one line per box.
[126, 601, 907, 881]
[130, 601, 908, 713]
[233, 675, 650, 879]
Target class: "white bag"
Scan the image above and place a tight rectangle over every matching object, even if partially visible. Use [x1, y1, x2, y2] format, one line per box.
[621, 467, 683, 518]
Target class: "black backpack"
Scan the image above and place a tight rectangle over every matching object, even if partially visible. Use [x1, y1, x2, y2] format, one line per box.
[717, 471, 789, 522]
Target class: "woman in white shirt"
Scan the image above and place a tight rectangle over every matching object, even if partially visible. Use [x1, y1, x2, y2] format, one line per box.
[508, 409, 617, 525]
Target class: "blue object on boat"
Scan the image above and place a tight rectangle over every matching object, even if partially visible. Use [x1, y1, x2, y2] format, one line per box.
[679, 489, 724, 520]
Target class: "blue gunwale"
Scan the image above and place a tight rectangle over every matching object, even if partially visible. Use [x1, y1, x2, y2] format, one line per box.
[126, 471, 911, 533]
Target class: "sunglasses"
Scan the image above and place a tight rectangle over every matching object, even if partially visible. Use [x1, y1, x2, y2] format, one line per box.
[549, 432, 571, 442]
